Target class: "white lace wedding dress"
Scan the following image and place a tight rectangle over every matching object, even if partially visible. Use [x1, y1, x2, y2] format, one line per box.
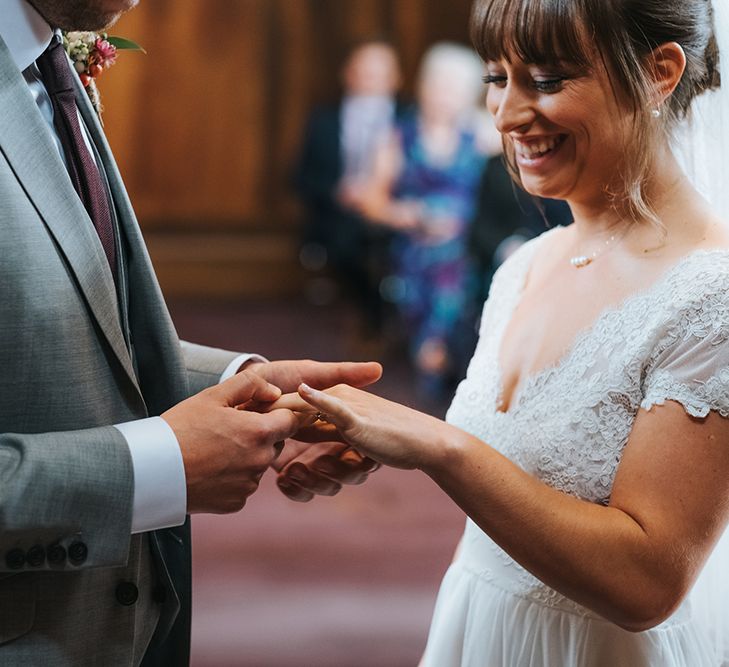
[422, 228, 729, 666]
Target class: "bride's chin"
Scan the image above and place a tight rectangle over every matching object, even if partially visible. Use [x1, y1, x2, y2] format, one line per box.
[520, 179, 561, 201]
[518, 172, 576, 203]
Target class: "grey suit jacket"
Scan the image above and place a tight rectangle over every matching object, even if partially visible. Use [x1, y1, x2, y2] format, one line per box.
[0, 35, 239, 665]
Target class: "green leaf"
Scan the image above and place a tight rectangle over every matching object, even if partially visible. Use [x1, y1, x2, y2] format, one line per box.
[106, 36, 146, 53]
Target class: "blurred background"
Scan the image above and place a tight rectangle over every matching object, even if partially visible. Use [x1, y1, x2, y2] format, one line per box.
[104, 0, 475, 301]
[99, 1, 567, 665]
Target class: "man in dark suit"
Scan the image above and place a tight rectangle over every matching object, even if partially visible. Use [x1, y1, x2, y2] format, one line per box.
[469, 156, 573, 299]
[295, 39, 403, 340]
[0, 0, 380, 664]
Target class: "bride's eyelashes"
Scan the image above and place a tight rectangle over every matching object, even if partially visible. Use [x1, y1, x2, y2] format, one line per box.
[533, 77, 568, 93]
[482, 73, 569, 93]
[482, 73, 506, 87]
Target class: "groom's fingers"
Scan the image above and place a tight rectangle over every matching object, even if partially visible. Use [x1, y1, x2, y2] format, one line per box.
[276, 478, 314, 503]
[278, 461, 343, 496]
[301, 361, 383, 389]
[217, 369, 282, 407]
[251, 360, 382, 394]
[260, 392, 314, 413]
[307, 453, 372, 485]
[275, 441, 377, 500]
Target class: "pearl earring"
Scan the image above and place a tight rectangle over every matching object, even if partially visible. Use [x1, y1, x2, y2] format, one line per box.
[651, 108, 661, 118]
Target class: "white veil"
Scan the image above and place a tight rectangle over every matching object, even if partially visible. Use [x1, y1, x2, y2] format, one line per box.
[679, 4, 729, 663]
[674, 0, 729, 221]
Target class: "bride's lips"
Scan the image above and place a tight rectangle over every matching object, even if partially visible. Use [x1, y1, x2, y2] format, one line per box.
[512, 134, 568, 170]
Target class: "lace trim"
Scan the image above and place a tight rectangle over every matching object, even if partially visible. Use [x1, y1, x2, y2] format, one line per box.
[457, 561, 595, 618]
[446, 239, 729, 629]
[449, 240, 729, 506]
[641, 369, 729, 418]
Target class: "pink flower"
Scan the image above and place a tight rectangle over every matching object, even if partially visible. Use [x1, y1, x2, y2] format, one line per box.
[93, 38, 117, 68]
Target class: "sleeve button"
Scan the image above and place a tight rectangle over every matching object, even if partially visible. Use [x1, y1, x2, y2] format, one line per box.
[47, 544, 67, 565]
[115, 581, 139, 606]
[26, 545, 46, 567]
[5, 548, 25, 570]
[68, 541, 88, 565]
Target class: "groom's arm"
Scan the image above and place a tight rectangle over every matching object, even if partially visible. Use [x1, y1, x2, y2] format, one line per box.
[0, 426, 135, 572]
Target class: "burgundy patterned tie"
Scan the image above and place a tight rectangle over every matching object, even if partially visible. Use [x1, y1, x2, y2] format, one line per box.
[36, 37, 117, 280]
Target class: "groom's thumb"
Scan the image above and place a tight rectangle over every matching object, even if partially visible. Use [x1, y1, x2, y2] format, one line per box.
[218, 369, 282, 407]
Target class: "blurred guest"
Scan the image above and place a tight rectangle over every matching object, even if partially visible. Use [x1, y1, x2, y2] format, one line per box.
[294, 39, 402, 342]
[450, 155, 572, 383]
[469, 155, 572, 304]
[358, 43, 487, 400]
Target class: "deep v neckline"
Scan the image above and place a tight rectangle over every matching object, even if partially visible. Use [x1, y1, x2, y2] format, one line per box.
[494, 233, 729, 415]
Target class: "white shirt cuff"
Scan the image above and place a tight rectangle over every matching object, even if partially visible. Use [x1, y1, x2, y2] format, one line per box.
[115, 417, 187, 534]
[220, 353, 268, 382]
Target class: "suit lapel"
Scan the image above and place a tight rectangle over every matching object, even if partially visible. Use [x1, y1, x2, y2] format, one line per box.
[0, 36, 140, 395]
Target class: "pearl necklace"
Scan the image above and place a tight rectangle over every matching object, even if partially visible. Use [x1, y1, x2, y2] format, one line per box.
[570, 229, 628, 268]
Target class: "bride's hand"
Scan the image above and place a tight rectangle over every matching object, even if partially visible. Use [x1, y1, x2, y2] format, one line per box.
[286, 383, 448, 470]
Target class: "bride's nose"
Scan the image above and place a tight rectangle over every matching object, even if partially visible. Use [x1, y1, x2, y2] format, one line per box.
[490, 82, 536, 135]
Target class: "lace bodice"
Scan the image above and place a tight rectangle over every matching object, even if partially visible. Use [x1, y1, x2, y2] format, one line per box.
[446, 229, 729, 615]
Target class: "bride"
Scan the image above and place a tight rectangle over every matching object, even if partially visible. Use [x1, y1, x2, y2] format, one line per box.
[277, 0, 729, 664]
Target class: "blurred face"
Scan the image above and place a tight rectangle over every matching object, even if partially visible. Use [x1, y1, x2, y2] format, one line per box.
[29, 0, 139, 30]
[343, 44, 400, 97]
[419, 66, 476, 124]
[484, 55, 633, 206]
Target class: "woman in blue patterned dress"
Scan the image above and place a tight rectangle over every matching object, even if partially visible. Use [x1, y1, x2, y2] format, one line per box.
[358, 43, 487, 398]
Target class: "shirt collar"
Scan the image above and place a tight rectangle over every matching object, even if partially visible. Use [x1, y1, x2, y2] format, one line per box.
[0, 0, 54, 72]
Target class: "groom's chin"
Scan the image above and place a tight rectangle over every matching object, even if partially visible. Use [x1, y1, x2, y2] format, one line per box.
[29, 0, 140, 32]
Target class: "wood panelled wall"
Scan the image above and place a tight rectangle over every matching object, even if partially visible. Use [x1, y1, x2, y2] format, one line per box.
[101, 0, 474, 297]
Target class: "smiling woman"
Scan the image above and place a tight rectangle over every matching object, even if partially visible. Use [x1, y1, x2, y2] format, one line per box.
[473, 0, 720, 223]
[285, 0, 729, 665]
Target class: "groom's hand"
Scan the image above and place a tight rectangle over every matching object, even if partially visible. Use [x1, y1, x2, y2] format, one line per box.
[162, 370, 303, 514]
[271, 439, 380, 502]
[247, 359, 382, 394]
[247, 360, 383, 501]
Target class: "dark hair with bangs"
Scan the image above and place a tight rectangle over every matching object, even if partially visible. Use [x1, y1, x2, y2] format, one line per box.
[471, 0, 721, 224]
[473, 0, 593, 70]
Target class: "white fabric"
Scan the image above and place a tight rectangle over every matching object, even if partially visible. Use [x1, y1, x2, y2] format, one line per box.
[0, 0, 52, 71]
[424, 229, 729, 666]
[115, 418, 187, 534]
[675, 0, 729, 221]
[340, 95, 395, 181]
[116, 357, 264, 534]
[220, 353, 268, 381]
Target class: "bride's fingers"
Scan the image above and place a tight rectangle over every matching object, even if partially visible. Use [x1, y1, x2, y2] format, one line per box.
[298, 383, 357, 430]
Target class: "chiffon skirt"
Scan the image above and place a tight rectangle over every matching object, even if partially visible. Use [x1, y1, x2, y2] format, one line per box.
[421, 524, 729, 667]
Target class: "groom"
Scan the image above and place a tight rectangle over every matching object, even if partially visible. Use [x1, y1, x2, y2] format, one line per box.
[0, 0, 380, 664]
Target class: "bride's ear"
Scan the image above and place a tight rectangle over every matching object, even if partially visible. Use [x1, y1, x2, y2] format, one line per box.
[647, 42, 687, 107]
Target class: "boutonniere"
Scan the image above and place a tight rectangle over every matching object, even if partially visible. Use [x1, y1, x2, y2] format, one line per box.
[62, 31, 144, 118]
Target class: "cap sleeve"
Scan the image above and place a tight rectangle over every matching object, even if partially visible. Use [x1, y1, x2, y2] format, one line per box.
[642, 276, 729, 418]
